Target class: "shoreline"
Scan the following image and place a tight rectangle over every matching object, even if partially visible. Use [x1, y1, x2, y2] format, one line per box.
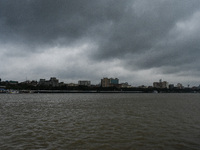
[1, 90, 199, 94]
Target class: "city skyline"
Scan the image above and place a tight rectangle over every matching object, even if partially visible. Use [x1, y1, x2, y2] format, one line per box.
[1, 1, 200, 86]
[0, 76, 198, 89]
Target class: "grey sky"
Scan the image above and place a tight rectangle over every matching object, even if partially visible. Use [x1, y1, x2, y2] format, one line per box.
[0, 0, 200, 86]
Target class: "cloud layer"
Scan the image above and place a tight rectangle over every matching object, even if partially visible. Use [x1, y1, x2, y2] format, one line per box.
[1, 0, 200, 86]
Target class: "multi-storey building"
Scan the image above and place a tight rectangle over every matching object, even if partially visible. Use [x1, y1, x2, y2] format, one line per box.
[169, 84, 175, 89]
[176, 83, 183, 89]
[101, 78, 110, 87]
[153, 79, 169, 89]
[120, 82, 131, 88]
[39, 77, 59, 87]
[39, 79, 46, 85]
[110, 78, 119, 85]
[67, 83, 78, 87]
[49, 77, 59, 87]
[78, 80, 91, 86]
[101, 77, 119, 87]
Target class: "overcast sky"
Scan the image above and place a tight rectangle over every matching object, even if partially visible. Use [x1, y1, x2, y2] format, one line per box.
[1, 0, 200, 86]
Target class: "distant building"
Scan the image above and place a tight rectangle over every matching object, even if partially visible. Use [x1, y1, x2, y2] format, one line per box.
[67, 83, 78, 87]
[101, 78, 110, 87]
[59, 82, 65, 86]
[39, 79, 48, 86]
[39, 77, 59, 87]
[21, 80, 38, 86]
[110, 78, 119, 84]
[78, 80, 91, 86]
[138, 85, 147, 88]
[120, 82, 131, 88]
[49, 77, 59, 87]
[176, 83, 183, 89]
[192, 86, 198, 90]
[39, 79, 45, 85]
[153, 79, 169, 89]
[148, 86, 153, 89]
[7, 81, 18, 85]
[30, 80, 38, 86]
[101, 77, 119, 87]
[169, 84, 174, 89]
[161, 81, 169, 88]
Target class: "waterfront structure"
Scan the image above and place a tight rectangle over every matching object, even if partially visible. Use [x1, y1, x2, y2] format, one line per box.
[78, 80, 91, 86]
[101, 77, 119, 87]
[153, 79, 169, 89]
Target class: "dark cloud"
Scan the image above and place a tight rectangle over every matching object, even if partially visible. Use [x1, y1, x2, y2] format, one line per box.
[93, 0, 200, 58]
[0, 0, 129, 48]
[1, 0, 200, 85]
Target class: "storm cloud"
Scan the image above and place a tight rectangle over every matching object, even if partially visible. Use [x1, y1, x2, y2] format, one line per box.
[1, 0, 200, 86]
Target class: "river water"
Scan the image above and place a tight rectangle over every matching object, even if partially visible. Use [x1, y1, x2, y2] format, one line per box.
[0, 93, 200, 150]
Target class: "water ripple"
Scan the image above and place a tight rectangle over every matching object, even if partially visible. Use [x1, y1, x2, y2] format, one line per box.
[0, 93, 200, 149]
